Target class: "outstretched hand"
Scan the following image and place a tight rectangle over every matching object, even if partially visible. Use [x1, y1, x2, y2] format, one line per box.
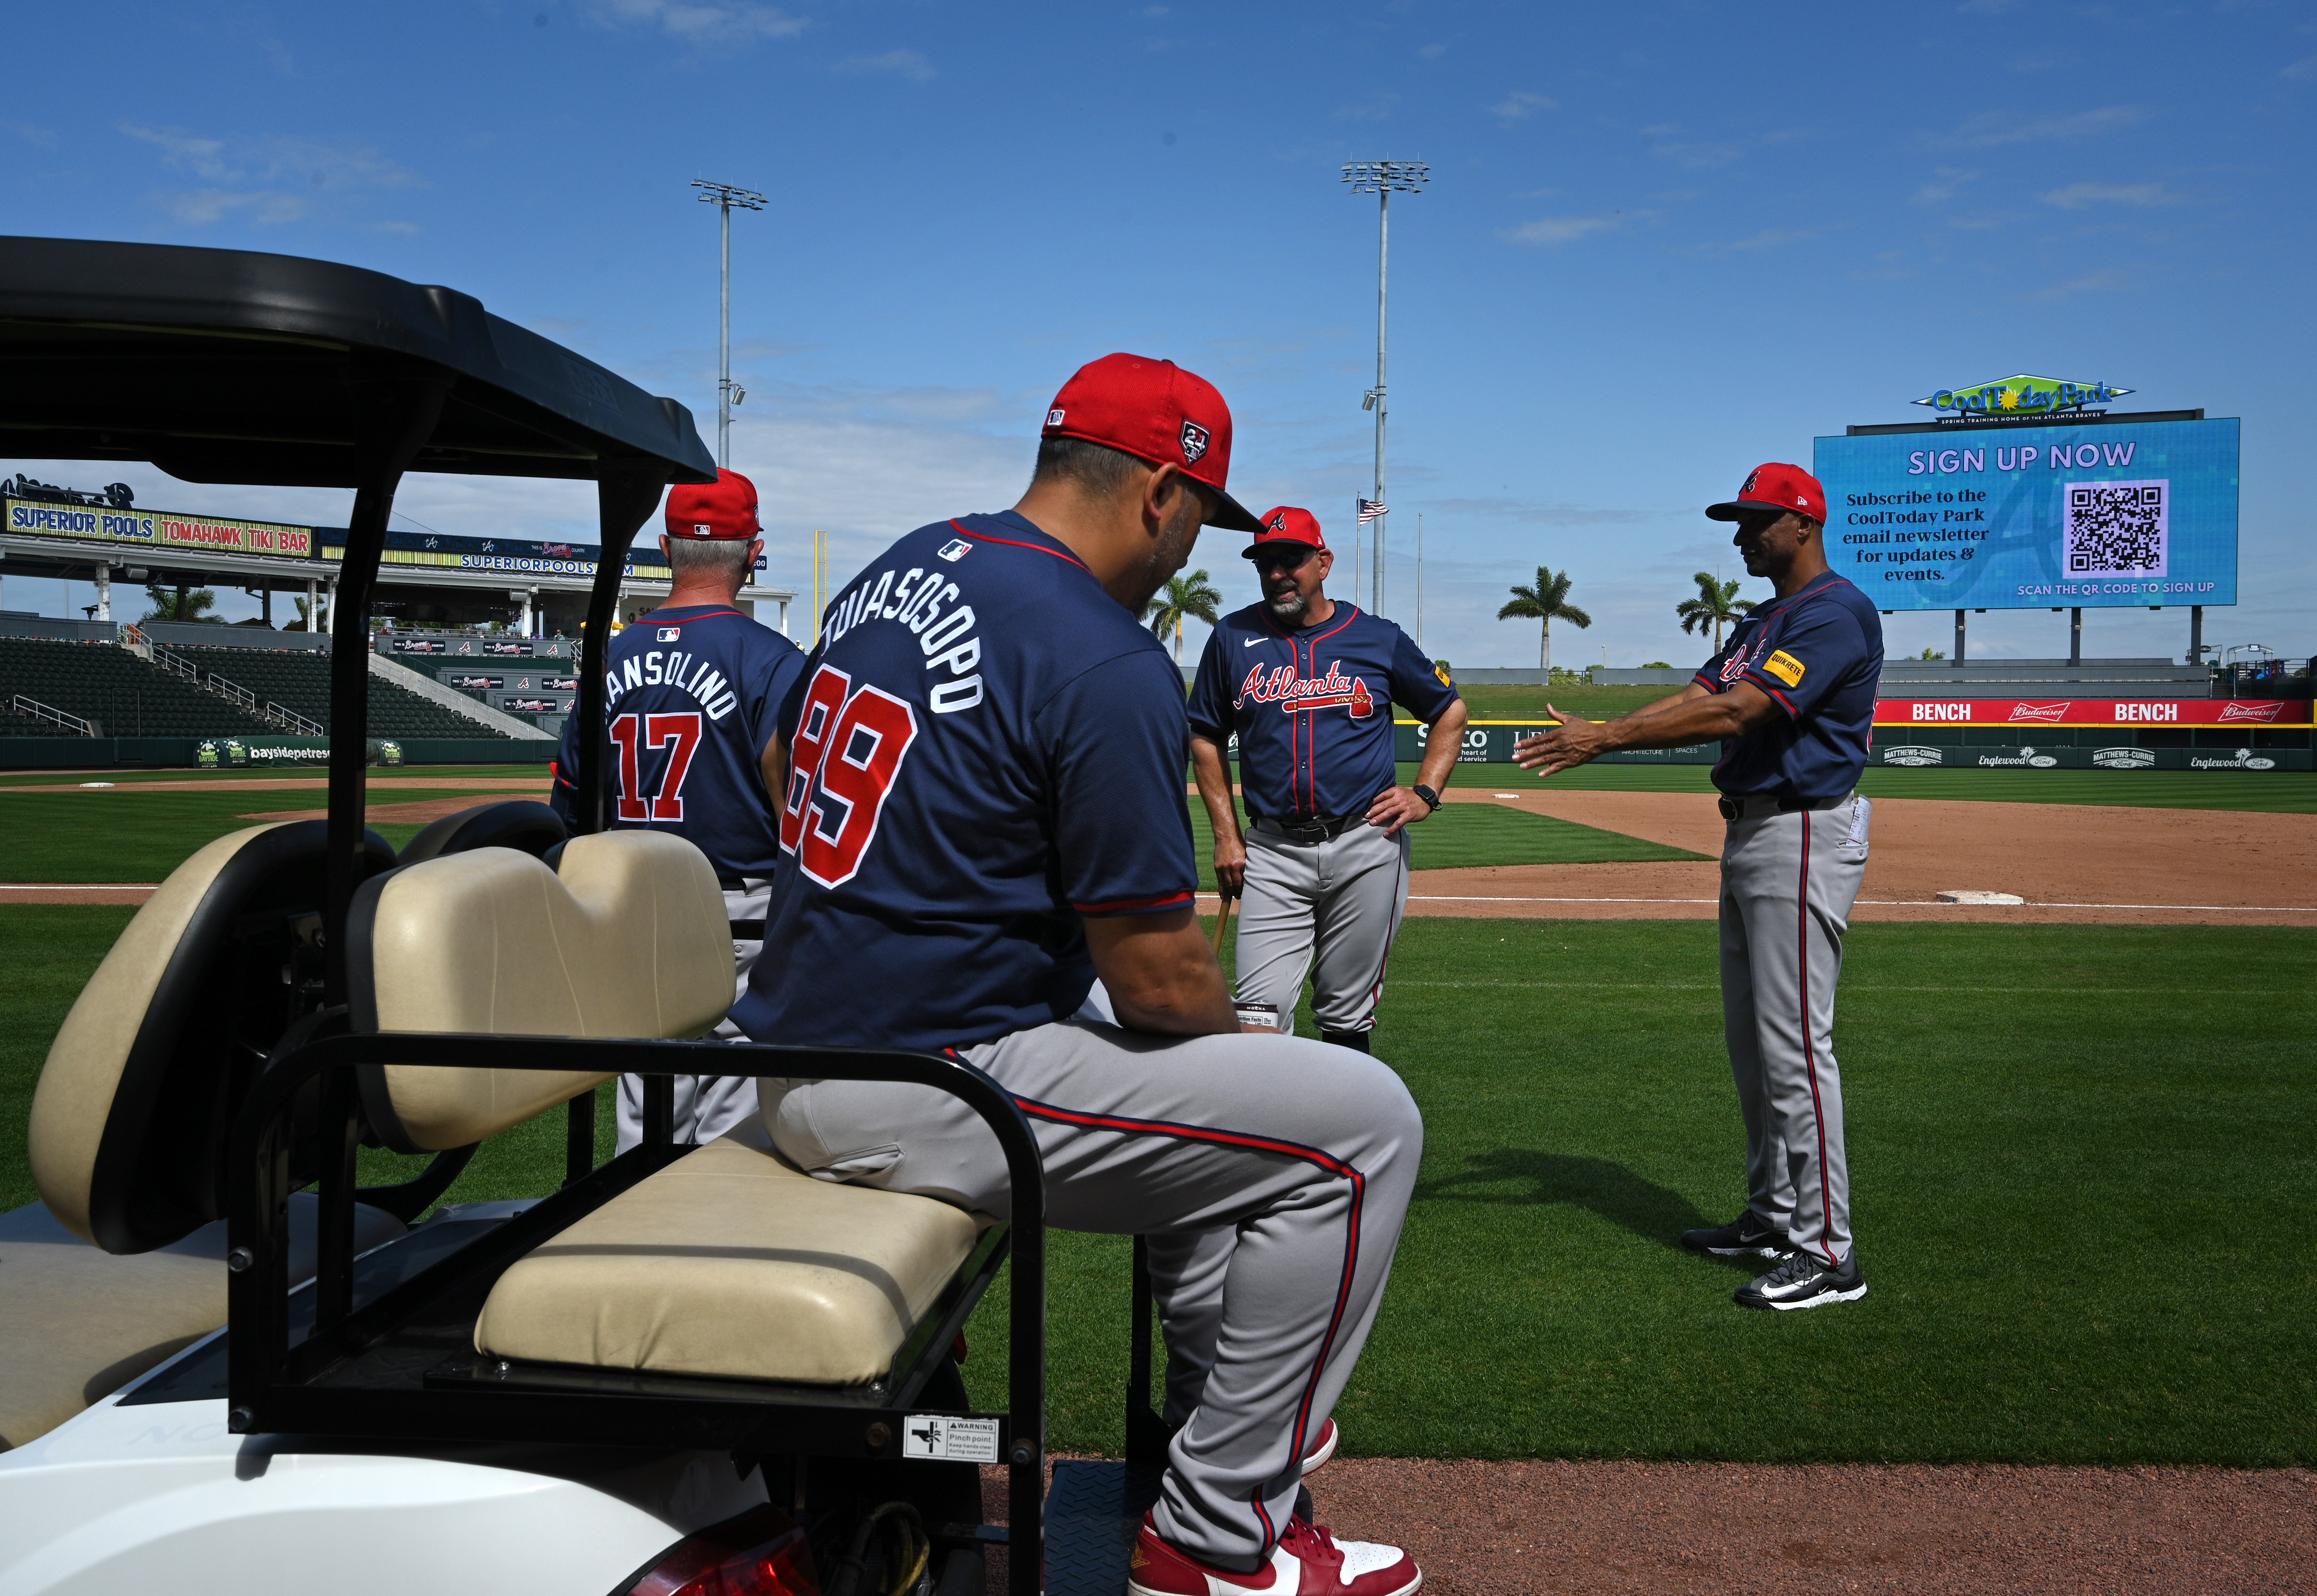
[1511, 703, 1610, 779]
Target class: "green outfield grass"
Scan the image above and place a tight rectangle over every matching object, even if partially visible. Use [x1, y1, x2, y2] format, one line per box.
[2, 907, 2310, 1465]
[1397, 762, 2317, 813]
[0, 763, 553, 788]
[1452, 684, 1667, 718]
[1183, 802, 1705, 888]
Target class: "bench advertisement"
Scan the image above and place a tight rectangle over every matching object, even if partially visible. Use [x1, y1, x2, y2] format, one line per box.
[1812, 416, 2238, 611]
[1875, 698, 2310, 728]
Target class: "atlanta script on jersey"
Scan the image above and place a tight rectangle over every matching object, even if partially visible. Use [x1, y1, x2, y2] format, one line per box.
[1188, 602, 1459, 821]
[1693, 573, 1884, 800]
[732, 511, 1200, 1054]
[550, 604, 806, 884]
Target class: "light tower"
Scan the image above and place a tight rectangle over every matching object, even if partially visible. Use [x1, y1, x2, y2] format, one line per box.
[692, 179, 765, 468]
[1341, 159, 1427, 618]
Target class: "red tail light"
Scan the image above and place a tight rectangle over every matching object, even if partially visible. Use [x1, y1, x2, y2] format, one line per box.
[620, 1504, 820, 1596]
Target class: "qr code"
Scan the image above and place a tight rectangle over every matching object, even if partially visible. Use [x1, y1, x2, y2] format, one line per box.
[2063, 478, 2168, 578]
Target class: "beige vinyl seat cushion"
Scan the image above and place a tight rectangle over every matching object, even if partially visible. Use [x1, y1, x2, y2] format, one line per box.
[361, 830, 734, 1151]
[0, 1197, 406, 1450]
[474, 1132, 980, 1387]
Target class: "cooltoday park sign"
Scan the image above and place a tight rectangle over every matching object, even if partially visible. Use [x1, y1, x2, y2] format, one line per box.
[1813, 414, 2240, 611]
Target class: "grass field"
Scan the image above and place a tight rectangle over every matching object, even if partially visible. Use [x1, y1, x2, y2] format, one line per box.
[1183, 802, 1705, 888]
[3, 907, 2309, 1466]
[1399, 761, 2317, 813]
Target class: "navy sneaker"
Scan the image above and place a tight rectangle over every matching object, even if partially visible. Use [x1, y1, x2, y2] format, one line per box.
[1680, 1213, 1793, 1259]
[1734, 1250, 1866, 1311]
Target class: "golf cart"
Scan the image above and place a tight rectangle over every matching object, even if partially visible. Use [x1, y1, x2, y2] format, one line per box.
[0, 238, 1170, 1594]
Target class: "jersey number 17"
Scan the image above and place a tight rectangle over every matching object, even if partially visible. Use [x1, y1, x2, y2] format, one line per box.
[780, 664, 921, 889]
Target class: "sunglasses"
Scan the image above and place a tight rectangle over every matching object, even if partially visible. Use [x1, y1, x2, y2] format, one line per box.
[1251, 547, 1318, 573]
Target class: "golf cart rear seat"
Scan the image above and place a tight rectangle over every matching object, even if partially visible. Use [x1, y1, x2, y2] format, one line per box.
[6, 821, 409, 1449]
[348, 831, 982, 1387]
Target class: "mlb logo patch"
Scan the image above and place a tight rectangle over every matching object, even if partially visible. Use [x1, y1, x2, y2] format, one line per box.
[938, 538, 972, 562]
[1180, 420, 1210, 464]
[657, 627, 681, 642]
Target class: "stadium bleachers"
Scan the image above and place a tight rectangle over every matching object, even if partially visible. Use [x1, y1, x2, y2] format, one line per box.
[0, 636, 266, 738]
[175, 646, 512, 740]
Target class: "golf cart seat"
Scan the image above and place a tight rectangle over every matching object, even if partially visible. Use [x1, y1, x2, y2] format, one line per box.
[351, 830, 733, 1152]
[348, 829, 983, 1387]
[6, 819, 407, 1448]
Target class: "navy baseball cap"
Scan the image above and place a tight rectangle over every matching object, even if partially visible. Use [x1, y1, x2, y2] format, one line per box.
[1706, 462, 1826, 524]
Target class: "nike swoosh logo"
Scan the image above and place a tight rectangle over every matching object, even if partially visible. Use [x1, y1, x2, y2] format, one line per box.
[1243, 637, 1262, 647]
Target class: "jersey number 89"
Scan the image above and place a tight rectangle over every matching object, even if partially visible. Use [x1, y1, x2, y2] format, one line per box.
[780, 664, 921, 889]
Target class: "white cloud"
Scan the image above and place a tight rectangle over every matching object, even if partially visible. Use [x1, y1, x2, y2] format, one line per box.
[1336, 91, 1400, 122]
[1641, 124, 1741, 169]
[157, 190, 311, 226]
[1417, 42, 1447, 60]
[2040, 180, 2180, 209]
[1910, 167, 1978, 205]
[1933, 104, 2149, 147]
[1696, 226, 1828, 254]
[1500, 212, 1639, 246]
[2031, 267, 2133, 301]
[2280, 55, 2317, 80]
[835, 49, 936, 82]
[1488, 91, 1554, 125]
[584, 0, 806, 44]
[366, 220, 422, 236]
[12, 121, 61, 150]
[122, 124, 424, 192]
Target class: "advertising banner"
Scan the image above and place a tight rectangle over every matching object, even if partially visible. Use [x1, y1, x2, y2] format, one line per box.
[1874, 698, 2309, 727]
[7, 498, 314, 558]
[1389, 721, 1717, 764]
[1813, 416, 2238, 611]
[1869, 742, 2311, 772]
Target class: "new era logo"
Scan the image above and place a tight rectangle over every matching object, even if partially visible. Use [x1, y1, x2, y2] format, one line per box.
[1046, 408, 1066, 427]
[1180, 419, 1210, 464]
[938, 538, 972, 562]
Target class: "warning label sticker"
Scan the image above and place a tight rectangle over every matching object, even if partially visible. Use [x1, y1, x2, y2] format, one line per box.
[902, 1414, 1001, 1463]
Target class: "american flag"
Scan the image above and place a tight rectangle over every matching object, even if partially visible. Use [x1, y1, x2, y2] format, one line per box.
[1356, 499, 1388, 523]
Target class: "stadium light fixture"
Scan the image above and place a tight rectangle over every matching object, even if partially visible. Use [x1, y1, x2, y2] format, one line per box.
[1342, 160, 1427, 618]
[692, 179, 766, 469]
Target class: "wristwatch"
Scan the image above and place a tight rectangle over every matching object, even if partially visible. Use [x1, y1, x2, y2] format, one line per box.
[1412, 784, 1441, 812]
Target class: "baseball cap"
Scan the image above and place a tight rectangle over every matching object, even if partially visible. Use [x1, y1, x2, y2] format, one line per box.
[1243, 505, 1327, 560]
[1706, 462, 1825, 524]
[665, 468, 761, 540]
[1041, 353, 1264, 532]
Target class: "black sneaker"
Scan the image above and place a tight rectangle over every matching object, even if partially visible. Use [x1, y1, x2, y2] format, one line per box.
[1734, 1250, 1866, 1311]
[1679, 1213, 1793, 1258]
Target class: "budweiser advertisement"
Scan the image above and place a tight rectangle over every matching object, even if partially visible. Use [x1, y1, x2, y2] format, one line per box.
[1876, 698, 2311, 727]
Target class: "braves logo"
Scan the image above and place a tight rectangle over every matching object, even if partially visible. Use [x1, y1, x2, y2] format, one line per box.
[1267, 511, 1287, 532]
[1180, 419, 1211, 464]
[1238, 660, 1373, 718]
[1740, 468, 1761, 497]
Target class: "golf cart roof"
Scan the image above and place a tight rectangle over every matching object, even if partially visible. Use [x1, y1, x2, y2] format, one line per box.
[0, 236, 717, 488]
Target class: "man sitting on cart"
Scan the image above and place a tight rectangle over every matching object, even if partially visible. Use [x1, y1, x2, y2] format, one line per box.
[735, 354, 1427, 1596]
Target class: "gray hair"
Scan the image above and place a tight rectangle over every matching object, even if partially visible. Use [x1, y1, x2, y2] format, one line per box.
[664, 535, 753, 585]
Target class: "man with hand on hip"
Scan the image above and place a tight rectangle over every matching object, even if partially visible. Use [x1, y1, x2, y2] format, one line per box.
[1188, 506, 1466, 1051]
[1515, 462, 1882, 1311]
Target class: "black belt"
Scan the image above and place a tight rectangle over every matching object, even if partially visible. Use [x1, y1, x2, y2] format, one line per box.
[1717, 794, 1848, 821]
[728, 920, 765, 940]
[1253, 814, 1358, 844]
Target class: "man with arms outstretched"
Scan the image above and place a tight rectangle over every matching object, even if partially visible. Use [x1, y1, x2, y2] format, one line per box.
[738, 355, 1425, 1594]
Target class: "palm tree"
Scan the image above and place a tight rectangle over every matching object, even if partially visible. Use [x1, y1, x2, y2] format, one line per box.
[1144, 568, 1222, 665]
[1674, 572, 1754, 652]
[140, 583, 218, 624]
[1496, 566, 1591, 673]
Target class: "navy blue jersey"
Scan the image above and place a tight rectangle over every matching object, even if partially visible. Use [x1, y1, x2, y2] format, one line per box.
[551, 604, 807, 885]
[1186, 602, 1458, 821]
[732, 511, 1200, 1053]
[1695, 574, 1884, 800]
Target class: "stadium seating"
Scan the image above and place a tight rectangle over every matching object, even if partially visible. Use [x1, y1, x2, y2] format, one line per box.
[176, 646, 512, 740]
[0, 636, 264, 738]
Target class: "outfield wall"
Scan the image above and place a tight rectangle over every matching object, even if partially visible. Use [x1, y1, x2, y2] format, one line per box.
[0, 737, 554, 769]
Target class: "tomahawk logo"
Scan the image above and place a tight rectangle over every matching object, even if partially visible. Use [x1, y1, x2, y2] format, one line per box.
[1740, 468, 1761, 496]
[1268, 511, 1287, 532]
[1180, 420, 1211, 464]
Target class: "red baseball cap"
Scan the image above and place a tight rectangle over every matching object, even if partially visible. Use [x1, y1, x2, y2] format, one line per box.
[1041, 353, 1263, 532]
[665, 468, 761, 540]
[1243, 505, 1327, 560]
[1706, 462, 1825, 524]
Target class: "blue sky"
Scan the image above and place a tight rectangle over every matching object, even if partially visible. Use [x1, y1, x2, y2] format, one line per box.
[8, 0, 2313, 669]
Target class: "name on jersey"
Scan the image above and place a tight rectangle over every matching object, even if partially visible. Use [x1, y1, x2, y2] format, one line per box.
[822, 560, 985, 715]
[604, 648, 741, 721]
[1237, 662, 1375, 719]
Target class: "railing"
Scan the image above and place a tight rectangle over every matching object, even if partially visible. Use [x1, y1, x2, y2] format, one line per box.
[11, 694, 96, 736]
[121, 627, 323, 731]
[265, 701, 325, 736]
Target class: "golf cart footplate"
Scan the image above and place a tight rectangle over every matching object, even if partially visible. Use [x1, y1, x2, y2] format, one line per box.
[1043, 1459, 1164, 1596]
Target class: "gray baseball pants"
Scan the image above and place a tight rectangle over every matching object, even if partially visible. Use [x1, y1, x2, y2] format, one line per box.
[761, 1018, 1423, 1571]
[1718, 794, 1870, 1267]
[1232, 819, 1410, 1036]
[616, 879, 765, 1153]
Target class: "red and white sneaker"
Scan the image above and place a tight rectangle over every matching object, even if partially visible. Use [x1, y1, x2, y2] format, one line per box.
[1128, 1513, 1421, 1596]
[1300, 1418, 1339, 1477]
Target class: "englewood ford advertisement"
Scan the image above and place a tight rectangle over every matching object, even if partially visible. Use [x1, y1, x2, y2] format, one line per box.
[1874, 698, 2309, 727]
[6, 497, 314, 558]
[1812, 416, 2238, 611]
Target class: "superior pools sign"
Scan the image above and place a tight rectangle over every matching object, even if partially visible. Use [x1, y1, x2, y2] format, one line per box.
[1813, 416, 2238, 611]
[5, 497, 314, 557]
